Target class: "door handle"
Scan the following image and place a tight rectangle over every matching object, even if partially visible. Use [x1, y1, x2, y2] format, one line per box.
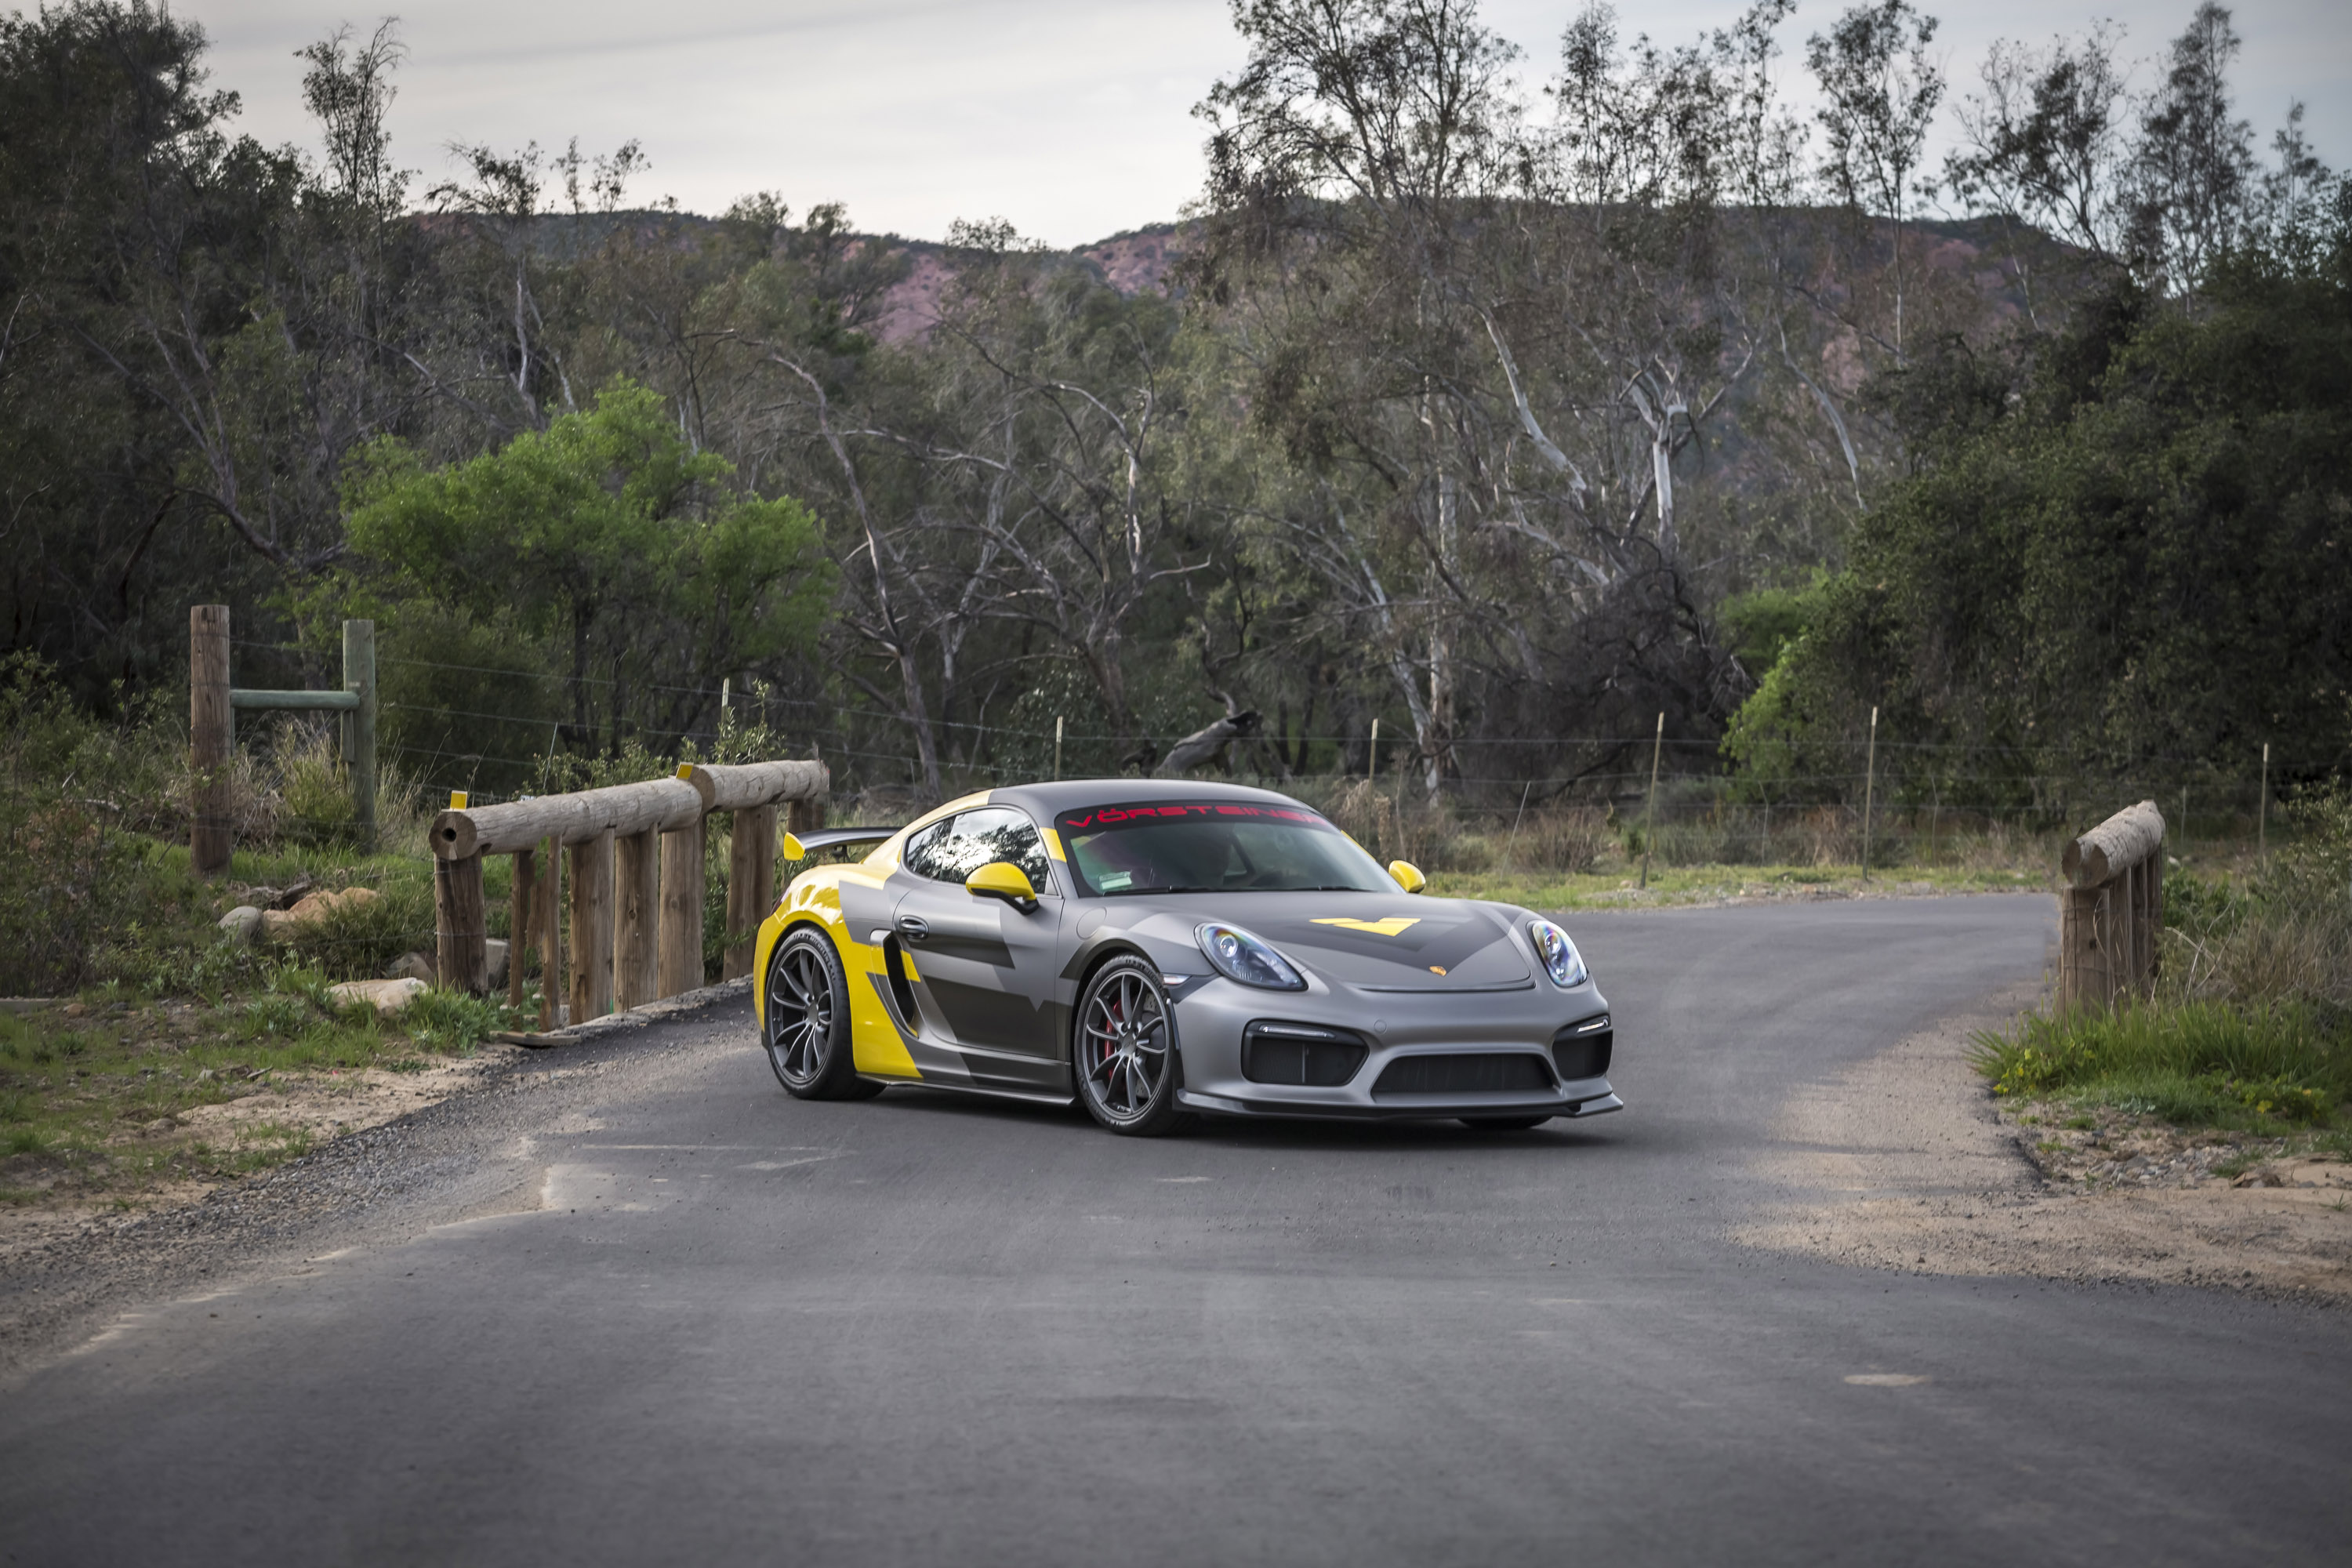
[895, 916, 930, 942]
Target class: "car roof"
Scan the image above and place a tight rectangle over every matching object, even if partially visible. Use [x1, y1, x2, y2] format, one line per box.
[988, 779, 1319, 818]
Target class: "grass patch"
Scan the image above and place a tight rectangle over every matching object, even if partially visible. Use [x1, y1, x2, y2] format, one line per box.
[1972, 1000, 2351, 1130]
[0, 975, 525, 1205]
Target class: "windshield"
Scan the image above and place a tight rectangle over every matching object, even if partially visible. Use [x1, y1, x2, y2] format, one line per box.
[1055, 801, 1396, 898]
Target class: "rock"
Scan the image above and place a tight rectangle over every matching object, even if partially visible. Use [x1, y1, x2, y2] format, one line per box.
[217, 906, 265, 944]
[387, 951, 437, 984]
[328, 977, 428, 1015]
[264, 886, 383, 939]
[285, 886, 380, 924]
[485, 939, 510, 989]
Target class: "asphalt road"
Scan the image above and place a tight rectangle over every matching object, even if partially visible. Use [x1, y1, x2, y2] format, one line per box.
[5, 894, 2348, 1566]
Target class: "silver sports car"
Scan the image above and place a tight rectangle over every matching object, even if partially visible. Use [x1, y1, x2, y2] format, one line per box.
[751, 779, 1621, 1136]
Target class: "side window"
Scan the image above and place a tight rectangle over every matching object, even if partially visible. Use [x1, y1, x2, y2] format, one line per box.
[902, 808, 1051, 891]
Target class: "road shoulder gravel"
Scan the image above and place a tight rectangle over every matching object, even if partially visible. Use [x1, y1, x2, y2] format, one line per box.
[0, 985, 752, 1385]
[1735, 983, 2352, 1301]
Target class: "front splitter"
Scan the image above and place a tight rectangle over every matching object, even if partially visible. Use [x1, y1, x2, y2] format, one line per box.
[1175, 1088, 1625, 1122]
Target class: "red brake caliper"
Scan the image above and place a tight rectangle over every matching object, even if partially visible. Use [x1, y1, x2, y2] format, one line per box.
[1100, 991, 1123, 1085]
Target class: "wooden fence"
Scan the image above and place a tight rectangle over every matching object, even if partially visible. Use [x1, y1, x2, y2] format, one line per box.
[2057, 800, 2165, 1010]
[191, 604, 378, 869]
[428, 760, 828, 1024]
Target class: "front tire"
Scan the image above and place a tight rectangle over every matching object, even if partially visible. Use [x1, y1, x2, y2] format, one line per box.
[764, 928, 875, 1100]
[1073, 956, 1191, 1137]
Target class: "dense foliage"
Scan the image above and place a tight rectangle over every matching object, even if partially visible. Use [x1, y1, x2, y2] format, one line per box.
[0, 0, 2339, 816]
[1727, 227, 2352, 809]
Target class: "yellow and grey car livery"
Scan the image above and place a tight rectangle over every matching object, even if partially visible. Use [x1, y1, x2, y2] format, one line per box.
[751, 779, 1622, 1127]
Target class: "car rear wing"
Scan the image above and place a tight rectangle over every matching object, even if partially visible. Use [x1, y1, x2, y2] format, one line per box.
[782, 825, 902, 860]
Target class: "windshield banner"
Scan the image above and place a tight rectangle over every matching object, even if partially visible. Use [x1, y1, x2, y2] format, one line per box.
[1056, 801, 1334, 833]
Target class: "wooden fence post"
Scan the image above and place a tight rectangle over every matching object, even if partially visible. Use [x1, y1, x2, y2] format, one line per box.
[342, 619, 377, 852]
[510, 848, 536, 1009]
[615, 828, 659, 1009]
[2059, 800, 2167, 1011]
[1860, 705, 1878, 881]
[569, 829, 615, 1022]
[1639, 711, 1663, 890]
[190, 604, 234, 876]
[659, 814, 706, 999]
[2058, 884, 2099, 1011]
[724, 804, 779, 982]
[434, 851, 488, 994]
[539, 835, 561, 1030]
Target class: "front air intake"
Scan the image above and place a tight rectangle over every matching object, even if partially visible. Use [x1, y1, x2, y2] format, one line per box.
[1372, 1052, 1553, 1098]
[1242, 1022, 1369, 1087]
[1552, 1014, 1613, 1081]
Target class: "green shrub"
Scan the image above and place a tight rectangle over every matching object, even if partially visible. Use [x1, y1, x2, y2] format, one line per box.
[396, 986, 510, 1051]
[0, 657, 186, 996]
[272, 878, 437, 981]
[274, 723, 357, 846]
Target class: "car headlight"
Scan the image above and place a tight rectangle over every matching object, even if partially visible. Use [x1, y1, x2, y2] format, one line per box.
[1195, 921, 1307, 991]
[1529, 919, 1588, 988]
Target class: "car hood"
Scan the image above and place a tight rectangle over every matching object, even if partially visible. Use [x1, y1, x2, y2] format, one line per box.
[1136, 890, 1535, 991]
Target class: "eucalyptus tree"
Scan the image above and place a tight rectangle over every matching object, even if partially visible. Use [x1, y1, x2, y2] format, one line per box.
[894, 239, 1197, 751]
[1193, 0, 1806, 794]
[1806, 0, 1944, 365]
[1945, 23, 2133, 325]
[2125, 1, 2258, 292]
[1193, 0, 1528, 791]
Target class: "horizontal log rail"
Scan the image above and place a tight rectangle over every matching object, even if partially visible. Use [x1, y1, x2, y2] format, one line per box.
[2058, 800, 2166, 1011]
[430, 759, 830, 1021]
[430, 777, 702, 860]
[230, 688, 361, 711]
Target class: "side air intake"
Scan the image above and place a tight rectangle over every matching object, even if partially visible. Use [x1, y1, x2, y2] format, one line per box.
[1552, 1014, 1613, 1081]
[1242, 1022, 1369, 1087]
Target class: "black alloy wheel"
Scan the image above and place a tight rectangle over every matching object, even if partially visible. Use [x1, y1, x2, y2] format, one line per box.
[1073, 955, 1191, 1136]
[1459, 1115, 1553, 1131]
[764, 928, 876, 1100]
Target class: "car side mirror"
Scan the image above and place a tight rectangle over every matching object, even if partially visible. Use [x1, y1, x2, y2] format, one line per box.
[1388, 859, 1427, 895]
[967, 861, 1040, 912]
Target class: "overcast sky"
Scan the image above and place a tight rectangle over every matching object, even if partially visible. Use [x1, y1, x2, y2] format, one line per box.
[181, 0, 2350, 249]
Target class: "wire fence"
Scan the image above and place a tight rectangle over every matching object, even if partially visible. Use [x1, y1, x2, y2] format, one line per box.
[220, 634, 2319, 841]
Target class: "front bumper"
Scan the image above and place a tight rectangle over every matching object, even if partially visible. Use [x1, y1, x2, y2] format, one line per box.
[1164, 971, 1621, 1123]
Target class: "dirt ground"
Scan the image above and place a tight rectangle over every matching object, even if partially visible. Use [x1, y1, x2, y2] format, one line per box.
[1736, 983, 2352, 1301]
[0, 1047, 524, 1265]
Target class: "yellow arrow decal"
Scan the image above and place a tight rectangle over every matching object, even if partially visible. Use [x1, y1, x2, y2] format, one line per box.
[1310, 916, 1421, 937]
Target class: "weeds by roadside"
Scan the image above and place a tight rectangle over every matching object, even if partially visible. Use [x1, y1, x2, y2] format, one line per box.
[1973, 1000, 2347, 1130]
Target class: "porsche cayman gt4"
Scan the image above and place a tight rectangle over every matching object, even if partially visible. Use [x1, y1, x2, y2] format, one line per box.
[752, 780, 1621, 1136]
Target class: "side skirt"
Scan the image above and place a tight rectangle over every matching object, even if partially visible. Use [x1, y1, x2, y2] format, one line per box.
[857, 1074, 1078, 1111]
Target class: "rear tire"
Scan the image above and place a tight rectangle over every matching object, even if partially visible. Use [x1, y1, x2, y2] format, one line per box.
[1459, 1115, 1552, 1131]
[764, 928, 875, 1100]
[1073, 956, 1192, 1137]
